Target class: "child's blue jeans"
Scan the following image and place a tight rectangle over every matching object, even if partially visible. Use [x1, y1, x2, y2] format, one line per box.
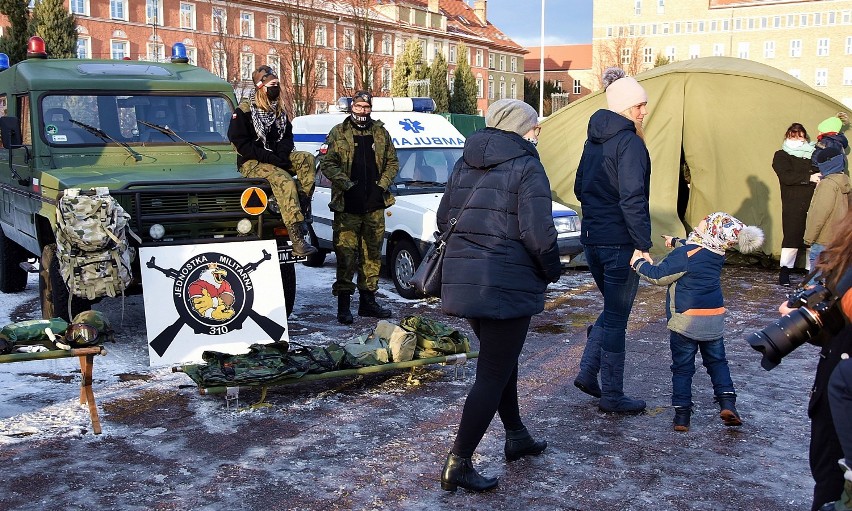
[670, 331, 735, 408]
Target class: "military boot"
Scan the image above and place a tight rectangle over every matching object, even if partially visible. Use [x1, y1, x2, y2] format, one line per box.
[716, 393, 742, 426]
[673, 406, 692, 432]
[504, 427, 547, 462]
[337, 293, 353, 324]
[358, 290, 391, 318]
[286, 221, 317, 257]
[298, 193, 312, 224]
[779, 266, 792, 286]
[440, 452, 498, 492]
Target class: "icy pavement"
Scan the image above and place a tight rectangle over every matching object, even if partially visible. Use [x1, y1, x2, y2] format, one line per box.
[0, 263, 822, 511]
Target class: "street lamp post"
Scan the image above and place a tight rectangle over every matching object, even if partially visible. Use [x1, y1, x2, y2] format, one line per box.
[539, 0, 545, 118]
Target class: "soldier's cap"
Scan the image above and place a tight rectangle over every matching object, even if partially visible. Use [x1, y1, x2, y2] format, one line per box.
[352, 90, 372, 106]
[252, 66, 278, 89]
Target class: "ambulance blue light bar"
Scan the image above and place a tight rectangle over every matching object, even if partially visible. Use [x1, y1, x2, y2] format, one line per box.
[335, 97, 435, 113]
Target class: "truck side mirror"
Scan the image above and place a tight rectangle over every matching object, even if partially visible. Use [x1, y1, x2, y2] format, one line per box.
[0, 116, 22, 148]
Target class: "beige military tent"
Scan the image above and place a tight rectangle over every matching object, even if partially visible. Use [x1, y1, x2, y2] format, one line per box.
[539, 57, 848, 259]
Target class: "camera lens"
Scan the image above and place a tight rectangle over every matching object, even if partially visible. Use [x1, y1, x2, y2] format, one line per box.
[746, 308, 820, 370]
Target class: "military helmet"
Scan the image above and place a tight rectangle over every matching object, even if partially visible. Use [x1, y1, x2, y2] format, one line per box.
[66, 310, 115, 347]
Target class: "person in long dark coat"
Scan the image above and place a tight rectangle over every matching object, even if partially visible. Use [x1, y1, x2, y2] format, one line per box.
[771, 122, 818, 285]
[437, 99, 561, 493]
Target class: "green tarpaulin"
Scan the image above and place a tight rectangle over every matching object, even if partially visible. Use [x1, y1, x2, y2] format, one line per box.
[539, 57, 848, 259]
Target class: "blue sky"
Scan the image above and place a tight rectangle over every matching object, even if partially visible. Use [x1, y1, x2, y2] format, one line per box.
[486, 0, 593, 47]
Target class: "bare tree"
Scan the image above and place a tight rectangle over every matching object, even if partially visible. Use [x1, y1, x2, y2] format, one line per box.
[198, 1, 248, 100]
[334, 0, 391, 97]
[278, 0, 324, 116]
[593, 26, 647, 88]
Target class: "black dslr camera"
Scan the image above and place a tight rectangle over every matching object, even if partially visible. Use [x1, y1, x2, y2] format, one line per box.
[746, 284, 843, 370]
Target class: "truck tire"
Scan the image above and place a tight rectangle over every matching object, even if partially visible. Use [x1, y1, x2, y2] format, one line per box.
[301, 225, 328, 268]
[39, 244, 90, 321]
[280, 261, 296, 317]
[0, 229, 29, 293]
[390, 239, 422, 300]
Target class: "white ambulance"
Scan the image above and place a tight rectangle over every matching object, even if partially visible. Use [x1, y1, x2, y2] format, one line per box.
[292, 97, 581, 299]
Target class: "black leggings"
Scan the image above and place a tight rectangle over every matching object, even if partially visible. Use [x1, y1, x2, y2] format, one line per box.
[451, 316, 532, 458]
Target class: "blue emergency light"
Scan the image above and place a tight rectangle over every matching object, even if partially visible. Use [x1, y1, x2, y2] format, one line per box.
[171, 43, 189, 64]
[335, 96, 435, 113]
[0, 53, 9, 72]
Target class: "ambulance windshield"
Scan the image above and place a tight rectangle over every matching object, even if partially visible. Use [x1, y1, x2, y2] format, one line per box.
[393, 147, 463, 188]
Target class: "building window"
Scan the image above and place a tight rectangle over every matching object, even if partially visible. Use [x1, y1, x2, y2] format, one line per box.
[747, 18, 754, 30]
[666, 46, 675, 62]
[511, 57, 517, 72]
[291, 20, 305, 44]
[146, 0, 162, 26]
[643, 47, 653, 64]
[448, 44, 456, 64]
[315, 25, 327, 47]
[847, 36, 852, 54]
[147, 42, 165, 62]
[662, 23, 669, 35]
[800, 14, 808, 27]
[817, 38, 829, 57]
[764, 41, 775, 59]
[635, 0, 641, 15]
[292, 57, 305, 86]
[186, 47, 196, 65]
[790, 39, 802, 58]
[267, 54, 280, 77]
[434, 41, 442, 59]
[711, 20, 717, 31]
[573, 79, 581, 94]
[488, 52, 494, 68]
[315, 101, 328, 114]
[698, 21, 704, 32]
[212, 8, 226, 34]
[713, 43, 724, 57]
[499, 55, 505, 71]
[110, 0, 127, 21]
[814, 13, 822, 26]
[657, 0, 664, 14]
[737, 42, 749, 59]
[343, 29, 354, 50]
[511, 82, 517, 99]
[110, 40, 129, 60]
[382, 34, 392, 55]
[689, 44, 699, 59]
[621, 48, 631, 65]
[241, 12, 254, 38]
[70, 0, 88, 15]
[268, 16, 280, 41]
[722, 19, 730, 30]
[788, 68, 800, 79]
[240, 53, 255, 81]
[499, 79, 505, 99]
[734, 19, 741, 31]
[843, 10, 851, 24]
[843, 67, 852, 86]
[607, 27, 613, 38]
[773, 16, 781, 28]
[344, 63, 354, 88]
[476, 49, 483, 67]
[815, 68, 827, 87]
[76, 37, 90, 59]
[179, 3, 195, 30]
[488, 78, 494, 99]
[476, 77, 483, 98]
[212, 50, 227, 79]
[787, 14, 796, 27]
[382, 67, 391, 91]
[828, 12, 836, 25]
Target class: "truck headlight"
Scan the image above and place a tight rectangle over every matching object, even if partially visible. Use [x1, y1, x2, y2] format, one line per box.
[236, 218, 253, 235]
[149, 223, 165, 240]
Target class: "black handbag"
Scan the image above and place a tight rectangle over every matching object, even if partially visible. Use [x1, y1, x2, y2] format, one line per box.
[411, 173, 486, 298]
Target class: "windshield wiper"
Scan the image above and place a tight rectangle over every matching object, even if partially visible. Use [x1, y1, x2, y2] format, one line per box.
[137, 119, 207, 161]
[69, 118, 142, 162]
[402, 180, 445, 186]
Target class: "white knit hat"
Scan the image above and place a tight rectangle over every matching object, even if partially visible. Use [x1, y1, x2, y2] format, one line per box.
[486, 99, 539, 137]
[603, 67, 648, 114]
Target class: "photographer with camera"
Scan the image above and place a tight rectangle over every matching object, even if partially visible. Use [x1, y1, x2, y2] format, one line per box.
[771, 208, 852, 511]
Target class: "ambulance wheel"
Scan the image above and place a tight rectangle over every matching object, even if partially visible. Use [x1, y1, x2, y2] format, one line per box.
[280, 262, 296, 317]
[0, 229, 28, 293]
[390, 239, 422, 300]
[301, 225, 327, 268]
[39, 244, 90, 321]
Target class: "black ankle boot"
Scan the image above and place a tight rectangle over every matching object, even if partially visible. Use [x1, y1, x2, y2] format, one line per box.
[779, 266, 791, 286]
[716, 393, 742, 426]
[358, 290, 391, 318]
[504, 427, 547, 462]
[673, 406, 692, 432]
[440, 452, 498, 492]
[337, 293, 353, 324]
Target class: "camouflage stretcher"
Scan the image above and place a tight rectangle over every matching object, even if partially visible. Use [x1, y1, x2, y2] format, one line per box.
[175, 316, 478, 405]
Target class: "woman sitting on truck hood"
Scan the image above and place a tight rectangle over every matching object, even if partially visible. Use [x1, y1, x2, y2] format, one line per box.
[227, 65, 317, 257]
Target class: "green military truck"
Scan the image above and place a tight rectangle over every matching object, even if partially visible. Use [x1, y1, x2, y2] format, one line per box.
[0, 43, 301, 320]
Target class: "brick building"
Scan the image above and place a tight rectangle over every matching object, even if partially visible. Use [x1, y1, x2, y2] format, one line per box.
[593, 0, 852, 107]
[1, 0, 525, 115]
[524, 44, 595, 106]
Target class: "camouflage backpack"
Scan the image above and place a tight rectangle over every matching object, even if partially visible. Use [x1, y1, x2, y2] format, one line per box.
[55, 187, 133, 301]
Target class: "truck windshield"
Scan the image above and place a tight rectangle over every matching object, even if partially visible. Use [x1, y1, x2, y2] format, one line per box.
[40, 94, 233, 147]
[394, 147, 463, 186]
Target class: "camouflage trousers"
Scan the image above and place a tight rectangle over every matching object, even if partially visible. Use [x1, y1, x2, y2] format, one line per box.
[332, 209, 385, 296]
[238, 151, 315, 225]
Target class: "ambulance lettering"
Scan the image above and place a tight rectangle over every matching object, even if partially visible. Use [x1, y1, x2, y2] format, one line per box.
[392, 137, 464, 147]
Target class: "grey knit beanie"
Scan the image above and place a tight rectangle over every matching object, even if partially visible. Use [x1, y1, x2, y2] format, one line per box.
[485, 99, 539, 137]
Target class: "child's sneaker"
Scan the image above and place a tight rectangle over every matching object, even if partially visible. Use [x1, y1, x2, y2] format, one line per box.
[673, 406, 691, 432]
[715, 393, 742, 426]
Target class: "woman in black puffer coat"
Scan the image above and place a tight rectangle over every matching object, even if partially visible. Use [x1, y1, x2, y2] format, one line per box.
[437, 99, 561, 493]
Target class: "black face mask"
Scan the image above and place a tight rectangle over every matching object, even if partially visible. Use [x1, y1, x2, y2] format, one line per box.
[351, 112, 371, 128]
[265, 86, 280, 101]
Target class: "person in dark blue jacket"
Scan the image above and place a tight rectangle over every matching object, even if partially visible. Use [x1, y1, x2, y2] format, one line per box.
[437, 99, 561, 493]
[572, 67, 652, 414]
[630, 212, 764, 432]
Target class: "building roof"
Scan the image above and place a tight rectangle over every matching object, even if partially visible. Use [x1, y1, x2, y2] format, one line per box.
[523, 44, 593, 72]
[389, 0, 525, 53]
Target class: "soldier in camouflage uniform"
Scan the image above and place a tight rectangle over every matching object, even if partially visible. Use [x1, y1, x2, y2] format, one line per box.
[320, 91, 399, 324]
[227, 65, 317, 257]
